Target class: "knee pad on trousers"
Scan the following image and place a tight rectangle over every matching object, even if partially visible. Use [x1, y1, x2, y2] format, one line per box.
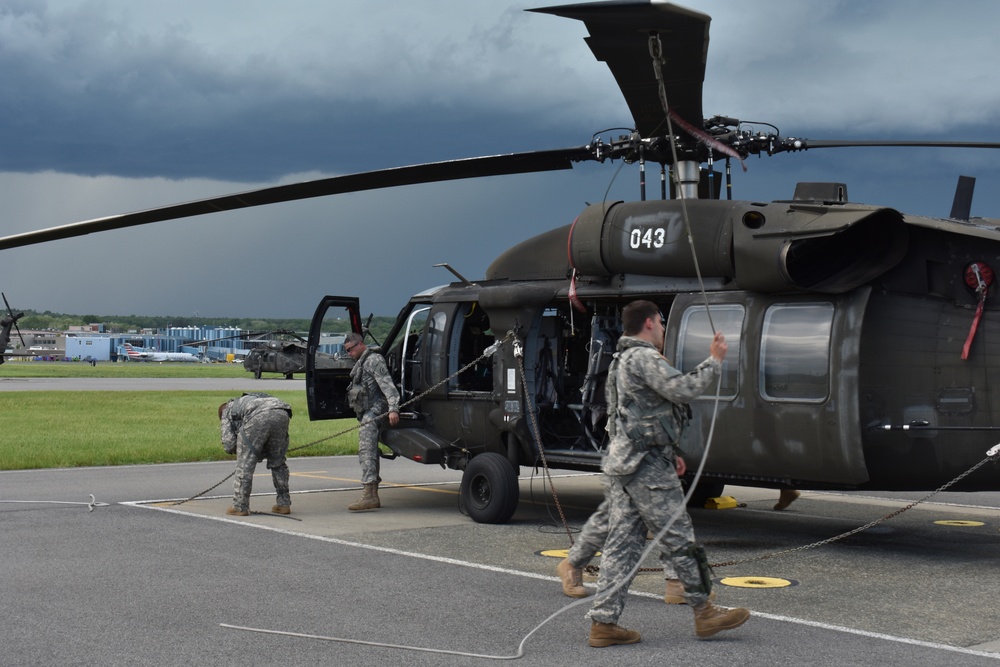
[674, 543, 714, 596]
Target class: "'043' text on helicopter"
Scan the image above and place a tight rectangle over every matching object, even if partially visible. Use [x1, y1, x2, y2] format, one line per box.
[2, 1, 999, 523]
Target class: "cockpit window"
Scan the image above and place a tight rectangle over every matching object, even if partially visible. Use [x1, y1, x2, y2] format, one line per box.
[450, 302, 494, 392]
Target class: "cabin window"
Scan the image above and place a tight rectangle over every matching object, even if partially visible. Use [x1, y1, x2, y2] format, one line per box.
[677, 304, 744, 399]
[760, 303, 834, 402]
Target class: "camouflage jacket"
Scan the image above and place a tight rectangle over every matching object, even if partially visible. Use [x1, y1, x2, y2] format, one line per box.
[603, 335, 720, 476]
[348, 349, 400, 417]
[220, 393, 292, 454]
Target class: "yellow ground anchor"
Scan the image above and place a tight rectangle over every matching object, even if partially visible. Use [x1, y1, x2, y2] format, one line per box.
[719, 576, 795, 589]
[704, 495, 738, 509]
[537, 548, 603, 559]
[933, 519, 985, 527]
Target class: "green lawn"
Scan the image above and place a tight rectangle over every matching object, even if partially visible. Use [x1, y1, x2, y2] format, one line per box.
[0, 362, 360, 469]
[0, 360, 253, 378]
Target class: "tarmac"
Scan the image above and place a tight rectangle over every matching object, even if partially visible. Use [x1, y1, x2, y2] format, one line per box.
[3, 453, 1000, 666]
[3, 374, 1000, 663]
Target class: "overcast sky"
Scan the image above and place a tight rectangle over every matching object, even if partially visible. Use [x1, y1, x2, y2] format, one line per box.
[2, 0, 999, 320]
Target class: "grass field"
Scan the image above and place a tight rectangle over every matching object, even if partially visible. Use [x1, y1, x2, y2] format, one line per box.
[0, 360, 251, 378]
[0, 362, 359, 470]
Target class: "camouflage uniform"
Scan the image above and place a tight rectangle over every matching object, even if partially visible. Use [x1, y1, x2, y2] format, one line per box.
[587, 335, 720, 625]
[567, 483, 678, 580]
[348, 349, 400, 484]
[221, 393, 293, 512]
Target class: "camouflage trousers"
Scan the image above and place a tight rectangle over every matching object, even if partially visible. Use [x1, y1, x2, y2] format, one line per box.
[357, 409, 385, 484]
[568, 477, 677, 579]
[232, 409, 291, 511]
[587, 452, 708, 625]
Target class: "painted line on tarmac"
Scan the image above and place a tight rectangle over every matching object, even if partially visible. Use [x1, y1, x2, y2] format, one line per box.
[123, 499, 1000, 661]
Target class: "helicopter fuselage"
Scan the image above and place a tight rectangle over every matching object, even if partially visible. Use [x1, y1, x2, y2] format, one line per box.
[306, 191, 1000, 522]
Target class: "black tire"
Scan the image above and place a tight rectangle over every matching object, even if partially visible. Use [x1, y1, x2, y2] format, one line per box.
[683, 479, 725, 508]
[460, 452, 519, 524]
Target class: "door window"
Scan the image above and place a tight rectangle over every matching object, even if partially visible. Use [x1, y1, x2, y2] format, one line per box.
[677, 304, 744, 399]
[760, 303, 834, 402]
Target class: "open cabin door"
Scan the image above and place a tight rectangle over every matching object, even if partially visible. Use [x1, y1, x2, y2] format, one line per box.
[306, 295, 362, 421]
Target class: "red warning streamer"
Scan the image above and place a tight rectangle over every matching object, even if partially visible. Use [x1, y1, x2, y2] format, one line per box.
[961, 262, 994, 360]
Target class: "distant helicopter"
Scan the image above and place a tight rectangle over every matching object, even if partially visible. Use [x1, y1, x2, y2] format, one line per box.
[1, 1, 999, 523]
[0, 293, 25, 365]
[242, 337, 308, 379]
[190, 330, 313, 379]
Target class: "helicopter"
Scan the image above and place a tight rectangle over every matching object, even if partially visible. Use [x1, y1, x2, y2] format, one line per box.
[242, 338, 308, 379]
[1, 1, 1000, 523]
[189, 330, 316, 378]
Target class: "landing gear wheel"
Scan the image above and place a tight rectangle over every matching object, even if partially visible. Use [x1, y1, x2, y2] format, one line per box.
[459, 452, 519, 524]
[683, 479, 725, 508]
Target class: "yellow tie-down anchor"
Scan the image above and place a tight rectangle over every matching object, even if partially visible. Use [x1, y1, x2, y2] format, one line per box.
[703, 495, 738, 510]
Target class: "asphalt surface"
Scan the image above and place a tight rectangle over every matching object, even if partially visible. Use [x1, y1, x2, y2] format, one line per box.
[3, 455, 1000, 666]
[3, 375, 1000, 664]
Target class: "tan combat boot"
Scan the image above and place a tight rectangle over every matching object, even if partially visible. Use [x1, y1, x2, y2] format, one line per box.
[588, 621, 641, 647]
[693, 601, 750, 638]
[557, 558, 590, 598]
[348, 482, 381, 511]
[774, 489, 801, 511]
[271, 505, 291, 515]
[664, 579, 716, 604]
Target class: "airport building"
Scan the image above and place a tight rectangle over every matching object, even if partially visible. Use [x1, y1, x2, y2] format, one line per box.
[11, 325, 345, 363]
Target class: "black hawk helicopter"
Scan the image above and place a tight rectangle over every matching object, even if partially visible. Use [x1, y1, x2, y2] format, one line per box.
[242, 339, 307, 380]
[1, 1, 999, 522]
[189, 330, 315, 379]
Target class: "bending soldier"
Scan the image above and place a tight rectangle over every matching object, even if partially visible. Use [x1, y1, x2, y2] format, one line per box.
[219, 392, 293, 516]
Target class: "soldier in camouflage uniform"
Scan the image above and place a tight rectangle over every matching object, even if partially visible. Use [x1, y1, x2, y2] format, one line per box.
[585, 300, 749, 648]
[219, 392, 293, 516]
[343, 332, 400, 511]
[558, 468, 713, 605]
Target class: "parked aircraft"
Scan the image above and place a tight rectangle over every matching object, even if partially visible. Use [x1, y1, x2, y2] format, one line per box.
[0, 2, 999, 525]
[123, 343, 202, 363]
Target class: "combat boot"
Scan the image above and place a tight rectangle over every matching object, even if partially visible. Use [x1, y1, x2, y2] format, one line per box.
[348, 482, 381, 511]
[774, 489, 801, 511]
[226, 506, 249, 516]
[664, 579, 716, 604]
[271, 505, 291, 515]
[557, 558, 590, 598]
[588, 621, 641, 647]
[693, 602, 750, 638]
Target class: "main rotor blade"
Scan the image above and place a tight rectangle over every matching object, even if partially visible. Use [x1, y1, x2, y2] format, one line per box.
[778, 139, 1000, 153]
[0, 147, 592, 251]
[531, 1, 711, 139]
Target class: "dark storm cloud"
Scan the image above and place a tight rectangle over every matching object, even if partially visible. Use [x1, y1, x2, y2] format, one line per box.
[1, 0, 999, 319]
[0, 1, 604, 181]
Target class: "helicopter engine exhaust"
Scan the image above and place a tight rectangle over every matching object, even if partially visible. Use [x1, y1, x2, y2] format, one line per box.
[565, 199, 909, 294]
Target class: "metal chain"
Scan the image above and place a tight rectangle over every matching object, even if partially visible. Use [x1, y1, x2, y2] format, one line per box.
[173, 331, 514, 506]
[580, 451, 1000, 575]
[709, 452, 1000, 568]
